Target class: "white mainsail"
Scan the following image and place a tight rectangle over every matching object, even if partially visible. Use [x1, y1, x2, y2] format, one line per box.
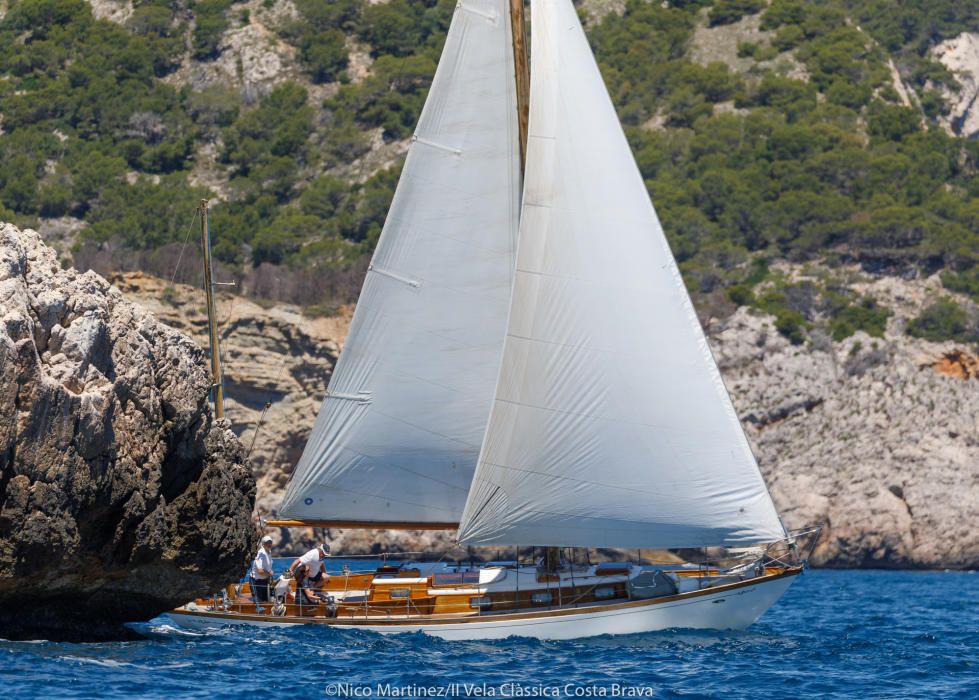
[278, 0, 521, 525]
[456, 0, 785, 549]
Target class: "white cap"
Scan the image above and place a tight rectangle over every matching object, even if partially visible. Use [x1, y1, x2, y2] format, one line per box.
[319, 543, 331, 555]
[261, 535, 273, 544]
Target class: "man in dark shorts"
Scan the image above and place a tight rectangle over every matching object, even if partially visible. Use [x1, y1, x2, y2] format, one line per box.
[249, 535, 275, 603]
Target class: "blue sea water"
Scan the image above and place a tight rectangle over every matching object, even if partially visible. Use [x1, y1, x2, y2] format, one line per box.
[3, 567, 976, 699]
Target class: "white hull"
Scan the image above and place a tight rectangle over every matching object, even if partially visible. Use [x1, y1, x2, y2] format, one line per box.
[167, 570, 798, 641]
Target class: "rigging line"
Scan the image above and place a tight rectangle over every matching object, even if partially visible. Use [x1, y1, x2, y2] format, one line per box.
[221, 290, 237, 333]
[247, 400, 271, 459]
[247, 360, 290, 459]
[169, 207, 200, 286]
[216, 289, 236, 375]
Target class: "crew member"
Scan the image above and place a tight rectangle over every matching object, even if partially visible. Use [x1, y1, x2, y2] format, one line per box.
[293, 563, 331, 606]
[288, 542, 331, 588]
[249, 535, 275, 603]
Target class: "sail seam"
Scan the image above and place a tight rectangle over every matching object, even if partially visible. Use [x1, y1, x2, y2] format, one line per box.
[326, 391, 372, 403]
[482, 460, 754, 503]
[494, 396, 721, 432]
[474, 504, 774, 542]
[510, 506, 749, 526]
[504, 332, 667, 362]
[303, 480, 466, 511]
[339, 446, 472, 492]
[514, 266, 664, 294]
[457, 2, 498, 23]
[368, 264, 420, 288]
[411, 135, 463, 156]
[371, 407, 482, 450]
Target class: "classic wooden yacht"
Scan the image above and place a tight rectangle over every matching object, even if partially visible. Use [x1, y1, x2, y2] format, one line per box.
[168, 551, 813, 640]
[170, 0, 817, 640]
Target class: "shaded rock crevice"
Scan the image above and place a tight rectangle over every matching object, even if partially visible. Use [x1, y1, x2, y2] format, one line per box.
[745, 396, 825, 429]
[0, 223, 258, 641]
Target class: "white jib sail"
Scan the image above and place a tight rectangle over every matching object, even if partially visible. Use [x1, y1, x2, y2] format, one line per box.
[456, 0, 786, 549]
[278, 0, 521, 525]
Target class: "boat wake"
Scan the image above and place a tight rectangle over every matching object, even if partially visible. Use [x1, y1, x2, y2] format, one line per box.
[126, 617, 207, 639]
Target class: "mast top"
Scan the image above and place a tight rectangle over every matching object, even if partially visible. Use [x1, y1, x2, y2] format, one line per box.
[510, 0, 530, 175]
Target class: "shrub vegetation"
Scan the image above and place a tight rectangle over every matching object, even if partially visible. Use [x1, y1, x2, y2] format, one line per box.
[0, 0, 977, 324]
[906, 299, 979, 344]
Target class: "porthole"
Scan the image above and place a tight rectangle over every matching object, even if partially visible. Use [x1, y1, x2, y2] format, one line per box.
[470, 596, 492, 609]
[531, 592, 553, 605]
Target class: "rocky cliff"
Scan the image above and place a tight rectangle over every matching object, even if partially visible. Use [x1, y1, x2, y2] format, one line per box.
[119, 267, 979, 570]
[0, 224, 258, 641]
[931, 32, 979, 139]
[713, 272, 979, 569]
[111, 271, 348, 524]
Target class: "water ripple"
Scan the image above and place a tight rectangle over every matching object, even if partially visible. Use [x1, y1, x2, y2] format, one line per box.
[3, 570, 977, 700]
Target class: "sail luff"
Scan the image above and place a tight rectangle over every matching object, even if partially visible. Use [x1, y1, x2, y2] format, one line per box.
[278, 1, 520, 525]
[456, 0, 785, 549]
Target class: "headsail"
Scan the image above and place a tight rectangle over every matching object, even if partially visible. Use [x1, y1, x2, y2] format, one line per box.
[278, 0, 521, 526]
[456, 0, 785, 549]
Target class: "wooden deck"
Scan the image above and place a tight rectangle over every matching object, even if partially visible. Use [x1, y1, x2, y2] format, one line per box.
[185, 566, 797, 623]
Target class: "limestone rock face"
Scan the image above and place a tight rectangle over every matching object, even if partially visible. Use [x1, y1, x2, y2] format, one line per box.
[713, 307, 979, 569]
[931, 32, 979, 139]
[87, 0, 133, 24]
[0, 224, 258, 641]
[158, 0, 308, 104]
[114, 272, 346, 524]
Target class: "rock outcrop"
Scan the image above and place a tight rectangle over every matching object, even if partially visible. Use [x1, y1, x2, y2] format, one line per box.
[931, 33, 979, 139]
[113, 272, 347, 524]
[0, 224, 258, 641]
[714, 301, 979, 570]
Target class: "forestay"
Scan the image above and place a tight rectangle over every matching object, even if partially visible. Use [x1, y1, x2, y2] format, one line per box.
[279, 0, 521, 525]
[456, 0, 785, 549]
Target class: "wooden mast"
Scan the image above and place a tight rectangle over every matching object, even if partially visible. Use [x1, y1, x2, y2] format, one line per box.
[510, 0, 530, 174]
[199, 199, 225, 419]
[513, 1, 557, 567]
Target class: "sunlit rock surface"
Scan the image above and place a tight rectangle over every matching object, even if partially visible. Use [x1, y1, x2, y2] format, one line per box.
[0, 223, 258, 641]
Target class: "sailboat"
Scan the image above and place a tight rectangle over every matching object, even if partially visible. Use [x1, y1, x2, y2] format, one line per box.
[169, 0, 817, 640]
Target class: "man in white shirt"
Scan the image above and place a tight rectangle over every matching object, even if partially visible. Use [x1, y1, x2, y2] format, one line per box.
[249, 535, 275, 603]
[288, 542, 330, 604]
[289, 542, 330, 584]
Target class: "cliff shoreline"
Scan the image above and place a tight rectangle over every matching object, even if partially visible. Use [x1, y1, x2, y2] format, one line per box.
[0, 224, 259, 641]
